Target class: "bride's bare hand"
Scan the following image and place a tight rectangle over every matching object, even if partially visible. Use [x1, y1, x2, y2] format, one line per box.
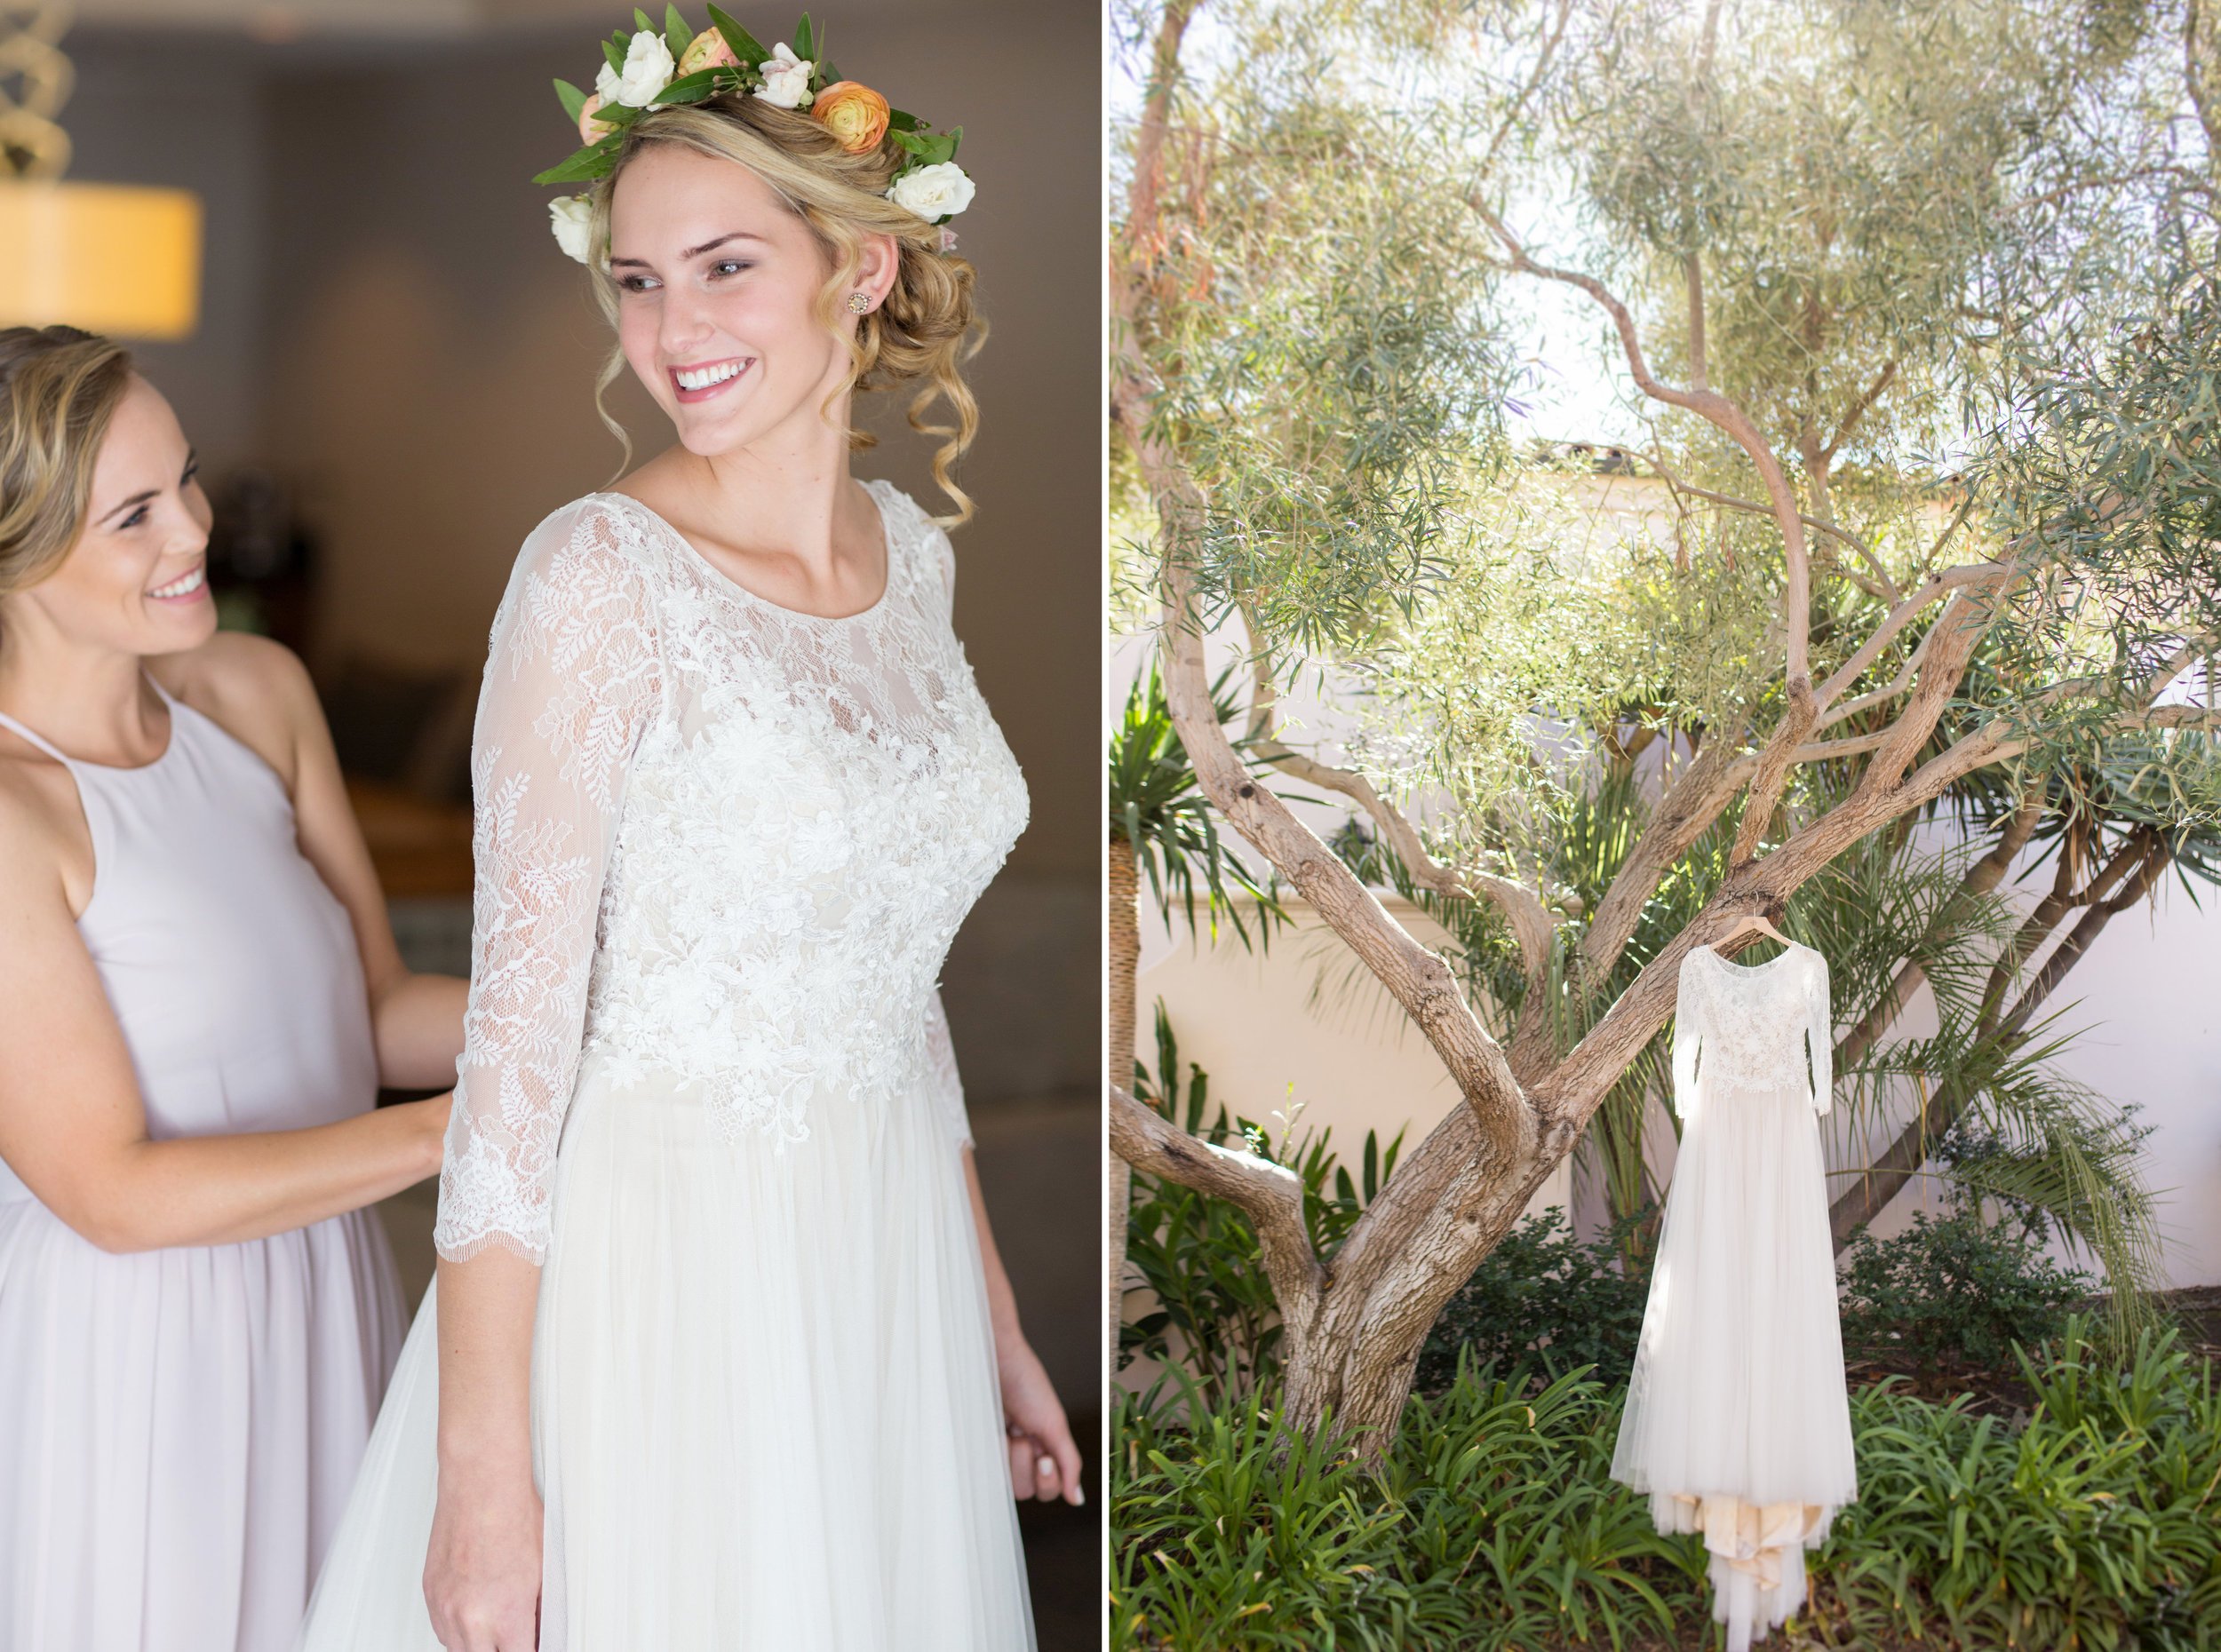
[424, 1478, 543, 1651]
[999, 1336, 1084, 1506]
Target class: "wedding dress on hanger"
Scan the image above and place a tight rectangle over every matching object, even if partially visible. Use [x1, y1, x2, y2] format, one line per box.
[1610, 939, 1859, 1652]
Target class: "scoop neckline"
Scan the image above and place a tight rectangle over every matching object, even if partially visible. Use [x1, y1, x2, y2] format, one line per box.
[0, 673, 182, 774]
[600, 479, 897, 624]
[1700, 939, 1804, 972]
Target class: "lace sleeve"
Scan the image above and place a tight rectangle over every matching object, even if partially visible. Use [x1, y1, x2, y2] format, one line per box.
[432, 502, 663, 1265]
[924, 987, 973, 1150]
[1806, 952, 1835, 1116]
[931, 522, 957, 624]
[1670, 952, 1705, 1120]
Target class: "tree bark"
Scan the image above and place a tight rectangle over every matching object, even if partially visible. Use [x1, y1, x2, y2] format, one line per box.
[1107, 834, 1141, 1373]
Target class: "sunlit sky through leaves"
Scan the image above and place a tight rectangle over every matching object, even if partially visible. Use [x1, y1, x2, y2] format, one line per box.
[1108, 8, 1655, 453]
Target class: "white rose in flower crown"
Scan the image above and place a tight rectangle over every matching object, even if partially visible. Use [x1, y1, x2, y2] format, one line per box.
[754, 42, 816, 108]
[597, 29, 675, 108]
[548, 195, 595, 264]
[887, 162, 975, 221]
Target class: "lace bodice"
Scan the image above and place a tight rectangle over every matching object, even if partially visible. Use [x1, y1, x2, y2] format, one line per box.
[1670, 943, 1834, 1116]
[433, 480, 1028, 1264]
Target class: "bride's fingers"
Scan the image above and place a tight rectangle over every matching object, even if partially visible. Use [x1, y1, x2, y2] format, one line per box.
[1051, 1429, 1085, 1505]
[1006, 1431, 1037, 1498]
[1031, 1449, 1061, 1500]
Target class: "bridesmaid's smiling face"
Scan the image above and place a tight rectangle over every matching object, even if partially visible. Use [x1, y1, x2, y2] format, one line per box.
[8, 377, 217, 658]
[606, 143, 896, 460]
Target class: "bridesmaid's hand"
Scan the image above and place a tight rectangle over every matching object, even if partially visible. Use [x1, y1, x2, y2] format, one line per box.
[998, 1336, 1084, 1506]
[424, 1478, 543, 1652]
[410, 1091, 455, 1182]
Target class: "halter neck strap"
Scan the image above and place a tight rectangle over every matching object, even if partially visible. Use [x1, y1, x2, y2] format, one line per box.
[0, 706, 69, 763]
[0, 671, 179, 766]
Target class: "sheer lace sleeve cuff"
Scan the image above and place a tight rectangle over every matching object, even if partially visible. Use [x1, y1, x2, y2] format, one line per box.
[433, 501, 664, 1266]
[924, 986, 972, 1150]
[1806, 953, 1835, 1116]
[1669, 951, 1705, 1119]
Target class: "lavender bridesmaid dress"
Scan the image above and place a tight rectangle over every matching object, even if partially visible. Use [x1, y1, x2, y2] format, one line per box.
[0, 676, 406, 1652]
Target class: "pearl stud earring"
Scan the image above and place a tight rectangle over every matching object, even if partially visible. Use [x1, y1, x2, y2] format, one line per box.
[848, 292, 871, 314]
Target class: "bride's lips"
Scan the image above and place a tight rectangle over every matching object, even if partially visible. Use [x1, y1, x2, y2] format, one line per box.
[669, 355, 755, 404]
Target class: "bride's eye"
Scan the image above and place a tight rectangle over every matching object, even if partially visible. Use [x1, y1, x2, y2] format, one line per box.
[618, 274, 660, 293]
[708, 259, 752, 279]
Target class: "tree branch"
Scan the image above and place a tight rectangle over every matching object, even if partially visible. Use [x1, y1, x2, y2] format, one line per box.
[1685, 252, 1708, 392]
[1814, 563, 2003, 715]
[1237, 612, 1560, 1010]
[1830, 787, 2046, 1074]
[1820, 359, 1898, 463]
[1644, 451, 1900, 602]
[1476, 205, 1813, 690]
[1580, 730, 1753, 978]
[1110, 1083, 1325, 1330]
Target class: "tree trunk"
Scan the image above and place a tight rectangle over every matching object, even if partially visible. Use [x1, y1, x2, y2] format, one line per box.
[1282, 1338, 1423, 1456]
[1107, 834, 1142, 1375]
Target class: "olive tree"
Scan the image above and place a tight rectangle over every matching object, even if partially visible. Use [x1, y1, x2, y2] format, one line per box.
[1109, 0, 2220, 1450]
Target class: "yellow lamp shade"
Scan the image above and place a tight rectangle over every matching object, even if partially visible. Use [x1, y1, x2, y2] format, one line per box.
[0, 179, 203, 342]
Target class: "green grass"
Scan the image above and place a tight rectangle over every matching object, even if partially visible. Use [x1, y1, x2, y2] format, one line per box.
[1110, 1321, 2221, 1651]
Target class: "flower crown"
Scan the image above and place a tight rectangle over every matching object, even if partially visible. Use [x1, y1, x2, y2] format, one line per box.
[537, 6, 973, 266]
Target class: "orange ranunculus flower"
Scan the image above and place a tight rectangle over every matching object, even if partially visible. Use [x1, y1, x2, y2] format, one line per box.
[811, 81, 891, 155]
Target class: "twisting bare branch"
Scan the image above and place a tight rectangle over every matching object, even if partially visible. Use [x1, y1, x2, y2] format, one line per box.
[1237, 611, 1560, 992]
[1110, 1084, 1325, 1332]
[1821, 359, 1898, 463]
[1815, 563, 2006, 713]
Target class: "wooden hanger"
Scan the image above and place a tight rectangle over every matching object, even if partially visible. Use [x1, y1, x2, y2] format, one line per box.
[1715, 910, 1792, 949]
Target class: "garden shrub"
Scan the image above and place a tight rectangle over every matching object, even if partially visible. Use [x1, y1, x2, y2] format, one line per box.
[1111, 1321, 2221, 1650]
[1837, 1210, 2095, 1378]
[1412, 1205, 1655, 1394]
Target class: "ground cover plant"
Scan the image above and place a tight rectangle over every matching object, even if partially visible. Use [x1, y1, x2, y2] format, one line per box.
[1113, 1321, 2221, 1650]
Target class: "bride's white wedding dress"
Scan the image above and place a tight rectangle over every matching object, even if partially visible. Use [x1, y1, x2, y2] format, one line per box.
[298, 479, 1036, 1649]
[1610, 940, 1858, 1652]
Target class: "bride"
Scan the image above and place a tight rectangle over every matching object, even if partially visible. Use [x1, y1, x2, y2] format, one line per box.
[298, 13, 1079, 1649]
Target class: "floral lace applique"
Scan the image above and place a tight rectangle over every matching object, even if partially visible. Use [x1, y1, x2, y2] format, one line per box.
[433, 481, 1022, 1264]
[1670, 945, 1834, 1117]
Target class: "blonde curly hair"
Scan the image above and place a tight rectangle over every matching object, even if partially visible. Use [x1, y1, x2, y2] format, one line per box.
[583, 96, 984, 527]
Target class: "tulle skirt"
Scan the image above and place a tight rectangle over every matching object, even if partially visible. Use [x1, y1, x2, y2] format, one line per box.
[0, 1198, 404, 1652]
[297, 1053, 1037, 1650]
[1609, 1076, 1858, 1652]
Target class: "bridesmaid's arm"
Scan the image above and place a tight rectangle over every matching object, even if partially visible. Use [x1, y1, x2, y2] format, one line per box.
[160, 633, 467, 1090]
[0, 791, 448, 1251]
[962, 1147, 1085, 1506]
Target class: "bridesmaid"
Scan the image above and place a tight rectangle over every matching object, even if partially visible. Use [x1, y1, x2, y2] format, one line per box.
[0, 324, 466, 1651]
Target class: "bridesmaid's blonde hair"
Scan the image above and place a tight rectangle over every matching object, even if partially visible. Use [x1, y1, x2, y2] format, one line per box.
[583, 98, 984, 528]
[0, 325, 136, 600]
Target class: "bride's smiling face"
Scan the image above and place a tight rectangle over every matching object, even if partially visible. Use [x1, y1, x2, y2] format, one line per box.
[608, 143, 891, 459]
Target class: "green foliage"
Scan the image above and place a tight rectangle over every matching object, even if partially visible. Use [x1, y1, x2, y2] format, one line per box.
[1837, 1211, 2095, 1378]
[1121, 1005, 1404, 1402]
[1112, 1364, 1696, 1650]
[1411, 1205, 1655, 1394]
[1111, 1322, 2221, 1649]
[1832, 1319, 2221, 1648]
[1109, 660, 1286, 946]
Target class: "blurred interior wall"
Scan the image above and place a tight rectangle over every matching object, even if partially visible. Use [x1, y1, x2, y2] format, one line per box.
[65, 5, 1099, 1077]
[59, 6, 1101, 1405]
